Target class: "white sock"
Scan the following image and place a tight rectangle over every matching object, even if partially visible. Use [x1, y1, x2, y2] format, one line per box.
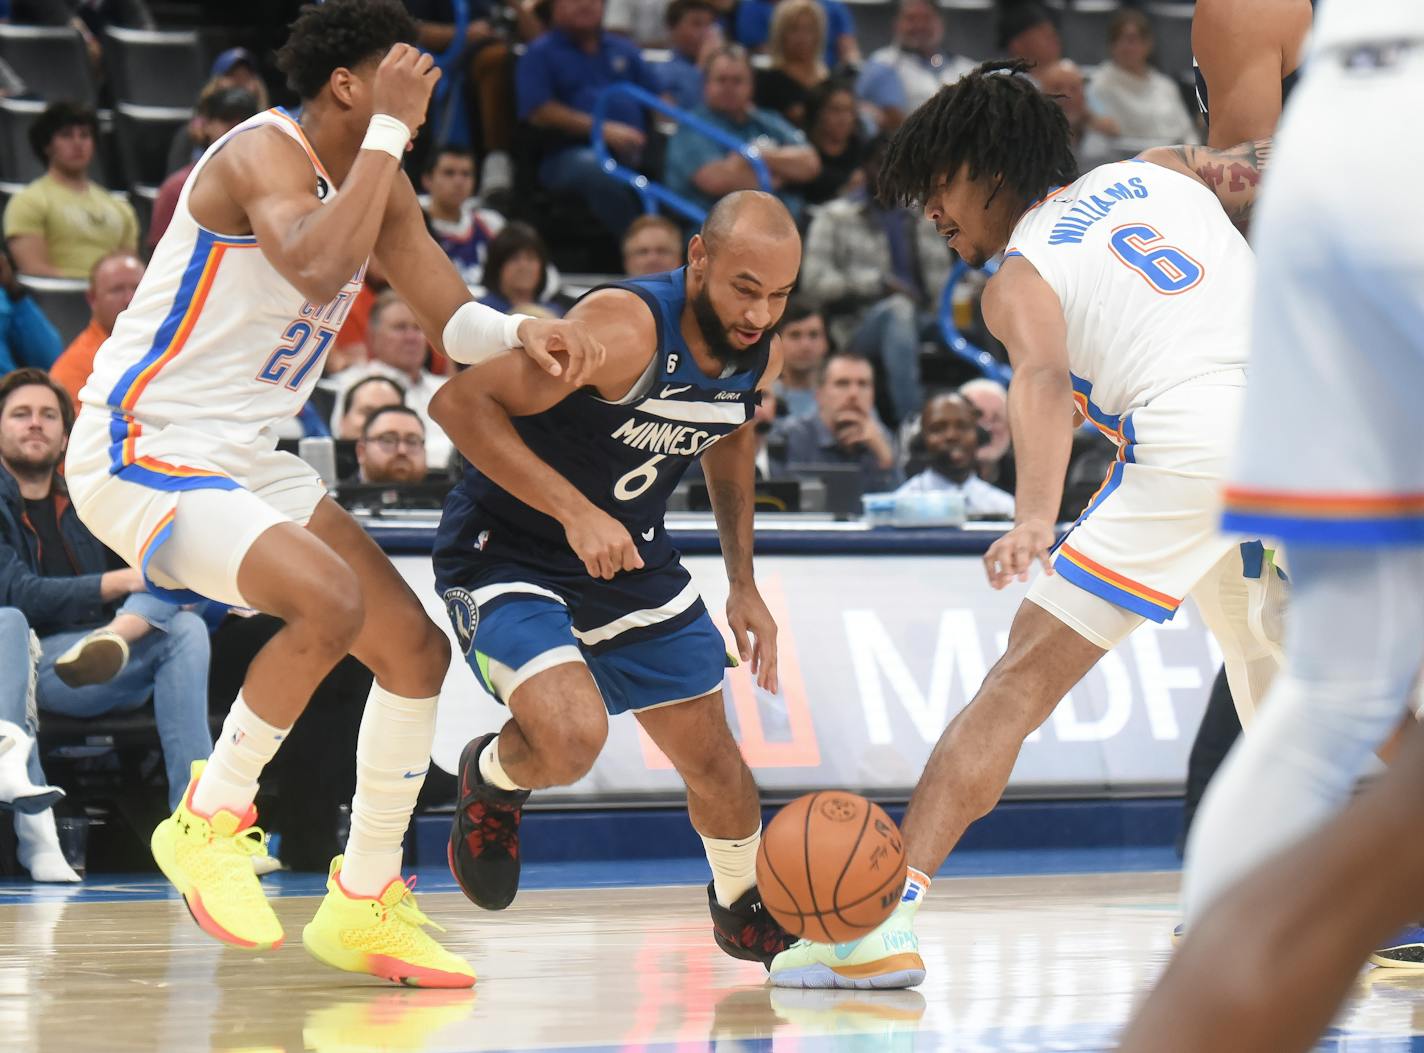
[903, 866, 931, 905]
[341, 685, 438, 898]
[191, 693, 288, 817]
[701, 825, 761, 908]
[478, 734, 526, 792]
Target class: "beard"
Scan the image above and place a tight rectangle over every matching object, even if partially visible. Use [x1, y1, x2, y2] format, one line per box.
[692, 285, 773, 371]
[2, 443, 61, 479]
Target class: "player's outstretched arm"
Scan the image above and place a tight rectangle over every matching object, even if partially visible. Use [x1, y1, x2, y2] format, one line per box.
[1192, 0, 1311, 149]
[428, 289, 648, 580]
[373, 175, 606, 385]
[979, 256, 1074, 589]
[1140, 139, 1271, 234]
[700, 340, 784, 693]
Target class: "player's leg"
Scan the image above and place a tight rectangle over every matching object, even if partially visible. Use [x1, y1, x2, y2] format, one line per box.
[1120, 707, 1424, 1053]
[1187, 543, 1285, 727]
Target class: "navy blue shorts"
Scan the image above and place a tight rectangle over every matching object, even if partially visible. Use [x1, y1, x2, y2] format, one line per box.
[436, 549, 729, 716]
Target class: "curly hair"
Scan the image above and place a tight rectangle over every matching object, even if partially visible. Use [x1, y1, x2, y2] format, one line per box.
[28, 101, 98, 165]
[276, 0, 419, 101]
[875, 59, 1078, 213]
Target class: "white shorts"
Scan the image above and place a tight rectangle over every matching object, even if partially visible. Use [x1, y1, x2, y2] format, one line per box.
[1028, 373, 1246, 648]
[65, 406, 326, 607]
[1223, 48, 1424, 546]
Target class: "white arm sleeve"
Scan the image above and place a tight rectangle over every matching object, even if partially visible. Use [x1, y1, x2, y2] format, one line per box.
[441, 300, 536, 366]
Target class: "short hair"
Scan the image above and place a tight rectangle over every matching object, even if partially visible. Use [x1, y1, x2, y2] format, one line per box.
[341, 373, 406, 417]
[997, 1, 1054, 49]
[922, 390, 973, 416]
[0, 368, 73, 434]
[483, 222, 550, 302]
[818, 349, 873, 386]
[699, 190, 798, 256]
[804, 77, 855, 136]
[769, 0, 827, 79]
[425, 143, 475, 175]
[28, 101, 97, 165]
[875, 59, 1078, 213]
[1107, 8, 1152, 46]
[621, 213, 681, 250]
[276, 0, 418, 101]
[777, 297, 823, 330]
[959, 377, 1008, 402]
[665, 0, 715, 29]
[362, 404, 424, 439]
[87, 250, 142, 290]
[368, 289, 415, 331]
[197, 86, 259, 125]
[701, 42, 751, 77]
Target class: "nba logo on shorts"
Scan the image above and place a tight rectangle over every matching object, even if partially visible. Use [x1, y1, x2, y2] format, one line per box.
[475, 529, 489, 551]
[443, 588, 479, 655]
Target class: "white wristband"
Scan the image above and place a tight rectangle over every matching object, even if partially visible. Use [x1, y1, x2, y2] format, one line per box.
[442, 300, 535, 366]
[361, 113, 411, 159]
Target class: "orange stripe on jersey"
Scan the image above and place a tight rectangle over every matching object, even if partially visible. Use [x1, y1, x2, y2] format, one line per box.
[1057, 543, 1181, 610]
[120, 245, 229, 411]
[138, 509, 176, 562]
[1223, 487, 1424, 519]
[267, 107, 333, 184]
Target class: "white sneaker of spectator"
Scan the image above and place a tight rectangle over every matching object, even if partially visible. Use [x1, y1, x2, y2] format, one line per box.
[16, 809, 81, 883]
[0, 719, 65, 814]
[54, 629, 130, 689]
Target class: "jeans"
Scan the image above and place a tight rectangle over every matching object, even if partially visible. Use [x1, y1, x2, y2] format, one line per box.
[0, 595, 213, 811]
[847, 294, 934, 426]
[538, 146, 642, 237]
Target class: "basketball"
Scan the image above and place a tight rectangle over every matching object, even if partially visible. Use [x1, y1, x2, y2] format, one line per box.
[756, 791, 908, 944]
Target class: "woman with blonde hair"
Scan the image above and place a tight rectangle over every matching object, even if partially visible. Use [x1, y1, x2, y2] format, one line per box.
[755, 0, 829, 126]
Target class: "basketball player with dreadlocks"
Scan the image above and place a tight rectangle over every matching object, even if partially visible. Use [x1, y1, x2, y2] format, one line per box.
[770, 59, 1282, 989]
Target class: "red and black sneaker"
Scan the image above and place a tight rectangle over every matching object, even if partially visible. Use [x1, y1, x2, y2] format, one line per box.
[708, 882, 796, 969]
[448, 733, 530, 911]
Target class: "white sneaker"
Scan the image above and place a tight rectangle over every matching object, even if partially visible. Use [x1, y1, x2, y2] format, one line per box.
[480, 151, 513, 193]
[0, 719, 65, 814]
[16, 810, 81, 882]
[54, 629, 129, 688]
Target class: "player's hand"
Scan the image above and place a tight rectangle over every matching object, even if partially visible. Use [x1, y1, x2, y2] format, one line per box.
[517, 317, 606, 388]
[564, 506, 644, 580]
[727, 584, 778, 694]
[984, 519, 1056, 589]
[373, 43, 441, 137]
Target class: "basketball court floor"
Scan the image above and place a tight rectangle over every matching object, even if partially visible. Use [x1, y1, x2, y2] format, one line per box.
[3, 852, 1423, 1052]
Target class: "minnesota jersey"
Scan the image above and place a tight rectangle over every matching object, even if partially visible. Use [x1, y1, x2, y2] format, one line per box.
[1005, 160, 1255, 426]
[80, 108, 366, 447]
[436, 268, 768, 565]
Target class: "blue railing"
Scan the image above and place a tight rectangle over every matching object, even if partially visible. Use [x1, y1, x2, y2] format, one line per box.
[590, 83, 773, 227]
[938, 257, 1011, 385]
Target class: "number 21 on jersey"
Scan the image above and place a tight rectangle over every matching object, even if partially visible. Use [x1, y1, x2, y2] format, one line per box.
[1109, 224, 1204, 295]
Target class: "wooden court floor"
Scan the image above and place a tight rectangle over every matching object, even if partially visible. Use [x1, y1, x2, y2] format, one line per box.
[3, 869, 1424, 1052]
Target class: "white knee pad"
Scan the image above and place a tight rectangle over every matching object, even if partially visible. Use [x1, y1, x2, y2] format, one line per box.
[1189, 544, 1287, 726]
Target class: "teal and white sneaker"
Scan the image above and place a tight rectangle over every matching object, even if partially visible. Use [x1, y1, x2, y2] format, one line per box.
[768, 898, 925, 989]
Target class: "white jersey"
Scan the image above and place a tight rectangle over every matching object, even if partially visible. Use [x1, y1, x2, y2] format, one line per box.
[1312, 0, 1424, 51]
[1005, 160, 1254, 424]
[80, 108, 366, 445]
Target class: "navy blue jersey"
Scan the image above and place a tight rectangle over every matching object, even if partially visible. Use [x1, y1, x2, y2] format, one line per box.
[435, 267, 769, 569]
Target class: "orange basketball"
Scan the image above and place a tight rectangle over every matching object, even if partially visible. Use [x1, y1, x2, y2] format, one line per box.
[755, 791, 907, 943]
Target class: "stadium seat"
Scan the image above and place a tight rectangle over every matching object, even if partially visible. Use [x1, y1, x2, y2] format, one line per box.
[17, 276, 90, 344]
[0, 97, 46, 184]
[940, 0, 998, 62]
[843, 0, 897, 57]
[112, 102, 190, 194]
[103, 26, 205, 108]
[1060, 0, 1120, 68]
[0, 25, 95, 106]
[1145, 2, 1195, 81]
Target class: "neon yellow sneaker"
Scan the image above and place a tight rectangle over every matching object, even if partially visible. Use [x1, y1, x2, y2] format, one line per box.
[302, 856, 477, 988]
[767, 897, 925, 989]
[150, 760, 284, 951]
[302, 990, 477, 1052]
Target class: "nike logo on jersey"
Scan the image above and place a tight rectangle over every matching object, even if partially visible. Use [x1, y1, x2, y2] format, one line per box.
[641, 527, 655, 541]
[660, 384, 692, 398]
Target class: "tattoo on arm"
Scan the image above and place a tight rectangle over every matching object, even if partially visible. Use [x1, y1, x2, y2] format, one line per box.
[1168, 138, 1271, 231]
[710, 479, 748, 566]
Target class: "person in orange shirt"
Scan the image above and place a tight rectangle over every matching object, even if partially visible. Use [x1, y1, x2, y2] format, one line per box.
[48, 252, 145, 405]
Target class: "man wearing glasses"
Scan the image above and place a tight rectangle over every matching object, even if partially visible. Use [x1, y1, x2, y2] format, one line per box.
[356, 406, 428, 484]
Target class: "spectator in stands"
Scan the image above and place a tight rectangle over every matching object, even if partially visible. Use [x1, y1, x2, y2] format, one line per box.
[1088, 9, 1198, 148]
[802, 79, 865, 205]
[0, 246, 61, 375]
[516, 0, 658, 237]
[622, 214, 684, 276]
[355, 406, 428, 484]
[335, 375, 405, 441]
[479, 222, 562, 317]
[665, 45, 821, 220]
[656, 0, 719, 111]
[857, 0, 977, 132]
[4, 102, 138, 280]
[48, 252, 142, 405]
[332, 292, 454, 470]
[0, 368, 212, 878]
[406, 0, 517, 190]
[774, 299, 829, 420]
[166, 49, 271, 174]
[148, 88, 259, 251]
[777, 351, 899, 491]
[896, 392, 1014, 516]
[754, 0, 829, 127]
[1038, 58, 1119, 170]
[734, 0, 859, 71]
[605, 0, 671, 47]
[959, 377, 1014, 491]
[1000, 2, 1061, 75]
[799, 137, 952, 425]
[421, 145, 505, 286]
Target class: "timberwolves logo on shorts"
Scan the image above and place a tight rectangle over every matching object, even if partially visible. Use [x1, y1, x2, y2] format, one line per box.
[443, 587, 479, 655]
